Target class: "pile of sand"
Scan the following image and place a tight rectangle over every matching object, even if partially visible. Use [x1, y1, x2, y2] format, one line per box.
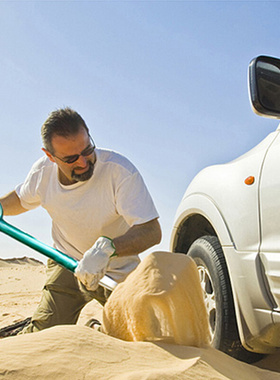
[103, 252, 210, 347]
[1, 252, 280, 379]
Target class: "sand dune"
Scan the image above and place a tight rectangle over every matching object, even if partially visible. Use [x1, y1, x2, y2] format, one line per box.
[1, 254, 280, 379]
[0, 256, 44, 267]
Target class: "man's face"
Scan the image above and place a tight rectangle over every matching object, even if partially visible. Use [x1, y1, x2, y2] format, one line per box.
[43, 128, 96, 185]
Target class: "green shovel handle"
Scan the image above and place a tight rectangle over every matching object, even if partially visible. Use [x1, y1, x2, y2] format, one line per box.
[0, 203, 78, 272]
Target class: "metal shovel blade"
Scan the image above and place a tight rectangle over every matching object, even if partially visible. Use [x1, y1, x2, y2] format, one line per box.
[0, 204, 117, 291]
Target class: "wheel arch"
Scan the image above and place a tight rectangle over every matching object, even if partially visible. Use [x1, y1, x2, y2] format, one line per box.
[170, 193, 234, 254]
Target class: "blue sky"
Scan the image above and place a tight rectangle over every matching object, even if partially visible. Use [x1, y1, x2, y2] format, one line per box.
[0, 0, 279, 262]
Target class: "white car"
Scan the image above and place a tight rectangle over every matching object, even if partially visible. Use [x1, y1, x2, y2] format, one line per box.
[170, 55, 280, 363]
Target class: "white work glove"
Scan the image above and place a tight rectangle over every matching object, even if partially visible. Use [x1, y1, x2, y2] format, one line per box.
[75, 236, 116, 291]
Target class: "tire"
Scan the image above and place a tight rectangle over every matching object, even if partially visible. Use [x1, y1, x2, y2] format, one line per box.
[188, 235, 263, 363]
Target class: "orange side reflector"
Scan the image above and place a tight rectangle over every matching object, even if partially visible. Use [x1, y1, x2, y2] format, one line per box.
[245, 176, 255, 185]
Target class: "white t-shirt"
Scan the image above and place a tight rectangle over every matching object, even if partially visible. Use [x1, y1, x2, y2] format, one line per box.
[16, 148, 159, 282]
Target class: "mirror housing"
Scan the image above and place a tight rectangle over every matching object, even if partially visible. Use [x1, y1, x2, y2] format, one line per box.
[249, 55, 280, 119]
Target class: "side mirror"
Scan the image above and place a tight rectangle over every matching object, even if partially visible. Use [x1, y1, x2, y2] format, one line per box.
[249, 55, 280, 119]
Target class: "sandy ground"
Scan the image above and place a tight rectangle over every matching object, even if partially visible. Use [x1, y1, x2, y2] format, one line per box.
[1, 256, 280, 379]
[0, 257, 103, 329]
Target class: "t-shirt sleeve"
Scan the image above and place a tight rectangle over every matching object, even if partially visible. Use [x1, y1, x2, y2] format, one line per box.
[115, 171, 159, 227]
[15, 163, 42, 210]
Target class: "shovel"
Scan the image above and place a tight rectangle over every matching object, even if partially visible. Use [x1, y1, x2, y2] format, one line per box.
[0, 204, 117, 291]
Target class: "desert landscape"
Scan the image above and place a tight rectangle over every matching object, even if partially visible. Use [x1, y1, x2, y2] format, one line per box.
[1, 253, 280, 379]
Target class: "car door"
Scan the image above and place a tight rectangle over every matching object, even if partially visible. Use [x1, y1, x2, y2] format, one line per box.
[259, 127, 280, 310]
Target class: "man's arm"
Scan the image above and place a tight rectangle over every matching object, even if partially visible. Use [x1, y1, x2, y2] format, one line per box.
[113, 218, 162, 257]
[0, 190, 28, 216]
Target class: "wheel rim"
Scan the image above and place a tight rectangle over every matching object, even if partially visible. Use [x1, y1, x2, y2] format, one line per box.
[197, 264, 216, 340]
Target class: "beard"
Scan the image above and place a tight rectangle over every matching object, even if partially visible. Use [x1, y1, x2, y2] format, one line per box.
[71, 160, 94, 182]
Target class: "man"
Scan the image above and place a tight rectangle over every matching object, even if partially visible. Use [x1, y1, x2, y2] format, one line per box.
[0, 108, 161, 333]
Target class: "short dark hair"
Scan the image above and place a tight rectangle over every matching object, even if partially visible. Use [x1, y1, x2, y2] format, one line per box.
[41, 107, 89, 153]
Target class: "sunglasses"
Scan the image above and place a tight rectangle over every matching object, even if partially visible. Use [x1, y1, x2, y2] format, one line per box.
[53, 136, 96, 164]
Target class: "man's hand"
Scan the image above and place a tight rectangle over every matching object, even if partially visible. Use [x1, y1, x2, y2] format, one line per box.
[75, 237, 116, 291]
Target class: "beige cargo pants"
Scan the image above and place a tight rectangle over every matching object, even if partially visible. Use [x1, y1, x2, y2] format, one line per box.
[21, 259, 111, 334]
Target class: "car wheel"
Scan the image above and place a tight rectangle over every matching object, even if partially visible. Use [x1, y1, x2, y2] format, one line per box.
[188, 235, 263, 363]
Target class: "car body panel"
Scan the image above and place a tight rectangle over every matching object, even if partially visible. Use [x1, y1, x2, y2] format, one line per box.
[184, 131, 277, 252]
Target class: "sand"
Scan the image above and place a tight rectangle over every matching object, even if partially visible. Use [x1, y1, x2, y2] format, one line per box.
[103, 252, 210, 347]
[1, 253, 280, 379]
